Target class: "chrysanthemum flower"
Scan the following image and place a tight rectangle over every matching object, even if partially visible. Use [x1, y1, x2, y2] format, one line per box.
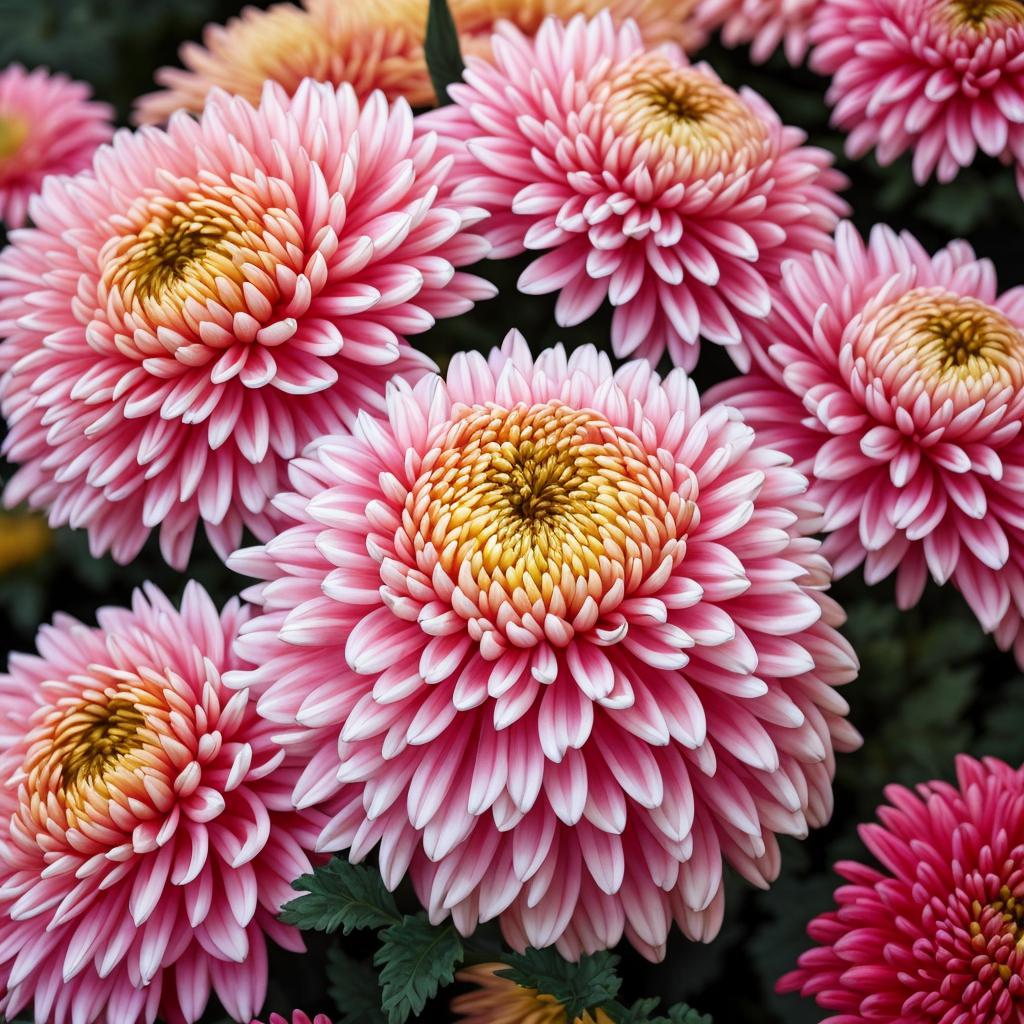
[810, 0, 1024, 193]
[453, 964, 614, 1024]
[708, 222, 1024, 665]
[0, 64, 112, 228]
[252, 1014, 332, 1024]
[133, 0, 700, 125]
[0, 582, 324, 1024]
[779, 755, 1024, 1024]
[421, 14, 847, 371]
[0, 79, 492, 569]
[692, 0, 815, 65]
[229, 331, 861, 961]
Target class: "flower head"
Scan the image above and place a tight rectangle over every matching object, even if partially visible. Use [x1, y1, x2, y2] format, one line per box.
[229, 330, 860, 961]
[421, 13, 847, 371]
[780, 755, 1024, 1024]
[0, 64, 112, 228]
[692, 0, 816, 64]
[134, 0, 700, 124]
[707, 222, 1024, 666]
[0, 582, 324, 1024]
[0, 79, 492, 569]
[810, 0, 1024, 192]
[453, 964, 614, 1024]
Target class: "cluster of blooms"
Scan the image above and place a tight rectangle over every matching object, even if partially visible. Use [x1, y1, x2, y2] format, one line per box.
[0, 0, 1022, 1021]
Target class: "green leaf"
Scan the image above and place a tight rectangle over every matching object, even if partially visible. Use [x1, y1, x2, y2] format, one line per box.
[374, 915, 463, 1024]
[424, 0, 464, 105]
[281, 858, 402, 935]
[496, 948, 622, 1021]
[326, 947, 387, 1024]
[609, 997, 713, 1024]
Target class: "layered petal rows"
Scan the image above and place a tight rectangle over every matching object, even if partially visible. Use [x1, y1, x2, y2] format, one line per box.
[0, 583, 325, 1024]
[0, 79, 493, 568]
[709, 222, 1024, 665]
[780, 756, 1024, 1024]
[421, 13, 847, 370]
[229, 331, 860, 962]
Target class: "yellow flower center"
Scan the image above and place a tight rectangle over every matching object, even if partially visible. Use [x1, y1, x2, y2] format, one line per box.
[401, 401, 693, 638]
[0, 114, 28, 161]
[867, 289, 1024, 392]
[55, 696, 147, 791]
[944, 0, 1024, 27]
[603, 57, 765, 156]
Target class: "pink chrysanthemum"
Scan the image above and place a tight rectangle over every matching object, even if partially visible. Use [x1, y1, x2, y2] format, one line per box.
[420, 13, 847, 371]
[0, 79, 492, 569]
[0, 582, 324, 1024]
[810, 0, 1024, 193]
[228, 330, 861, 961]
[252, 1014, 332, 1024]
[708, 222, 1024, 665]
[692, 0, 816, 65]
[0, 64, 112, 228]
[779, 755, 1024, 1024]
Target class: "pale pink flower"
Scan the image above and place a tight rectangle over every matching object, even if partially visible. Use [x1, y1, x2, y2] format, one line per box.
[0, 582, 324, 1024]
[811, 0, 1024, 193]
[420, 13, 847, 371]
[708, 222, 1024, 665]
[0, 79, 492, 569]
[692, 0, 816, 65]
[228, 330, 861, 962]
[0, 64, 112, 228]
[779, 755, 1024, 1024]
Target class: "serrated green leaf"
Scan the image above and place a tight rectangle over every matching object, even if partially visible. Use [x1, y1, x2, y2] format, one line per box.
[424, 0, 464, 105]
[497, 948, 621, 1021]
[374, 915, 463, 1024]
[608, 997, 713, 1024]
[281, 858, 401, 935]
[326, 947, 387, 1024]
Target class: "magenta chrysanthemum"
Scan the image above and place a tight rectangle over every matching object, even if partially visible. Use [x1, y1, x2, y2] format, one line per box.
[0, 65, 113, 229]
[228, 330, 861, 961]
[708, 222, 1024, 665]
[692, 0, 815, 65]
[419, 13, 847, 372]
[0, 78, 493, 569]
[0, 582, 324, 1024]
[810, 0, 1024, 193]
[779, 755, 1024, 1024]
[252, 1014, 331, 1024]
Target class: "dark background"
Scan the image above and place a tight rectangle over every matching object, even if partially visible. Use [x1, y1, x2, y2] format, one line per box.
[1, 1, 1024, 1021]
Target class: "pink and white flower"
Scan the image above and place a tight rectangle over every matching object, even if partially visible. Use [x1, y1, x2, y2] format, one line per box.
[0, 64, 113, 228]
[708, 222, 1024, 665]
[420, 13, 847, 371]
[692, 0, 816, 65]
[811, 0, 1024, 193]
[0, 79, 492, 569]
[229, 330, 861, 962]
[0, 582, 324, 1024]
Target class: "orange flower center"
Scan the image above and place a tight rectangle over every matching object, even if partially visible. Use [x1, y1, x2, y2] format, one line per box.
[944, 0, 1024, 27]
[0, 114, 28, 161]
[866, 289, 1024, 391]
[399, 401, 693, 641]
[56, 696, 147, 790]
[603, 58, 764, 155]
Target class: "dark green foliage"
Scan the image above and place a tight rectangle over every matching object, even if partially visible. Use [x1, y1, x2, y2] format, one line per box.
[424, 0, 464, 105]
[496, 949, 622, 1020]
[374, 917, 463, 1024]
[611, 997, 713, 1024]
[327, 948, 387, 1024]
[282, 859, 402, 935]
